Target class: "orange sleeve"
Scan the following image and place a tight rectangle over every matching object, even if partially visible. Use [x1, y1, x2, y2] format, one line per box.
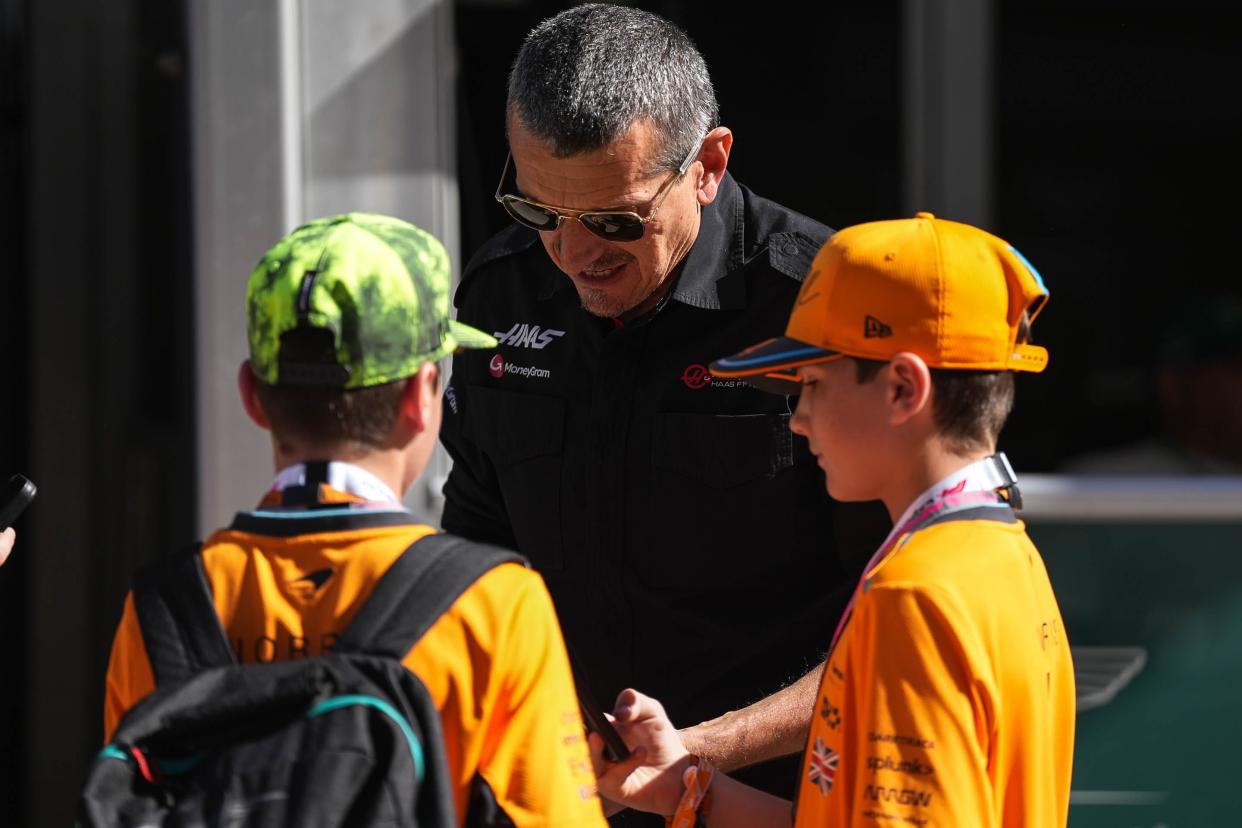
[845, 584, 993, 826]
[478, 572, 607, 827]
[103, 592, 156, 743]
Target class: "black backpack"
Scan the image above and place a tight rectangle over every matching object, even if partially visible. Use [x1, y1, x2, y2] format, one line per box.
[79, 533, 524, 827]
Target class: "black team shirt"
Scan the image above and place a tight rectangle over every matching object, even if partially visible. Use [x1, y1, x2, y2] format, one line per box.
[440, 172, 890, 802]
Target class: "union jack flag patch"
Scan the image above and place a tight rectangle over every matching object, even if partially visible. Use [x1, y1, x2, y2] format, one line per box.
[808, 737, 839, 795]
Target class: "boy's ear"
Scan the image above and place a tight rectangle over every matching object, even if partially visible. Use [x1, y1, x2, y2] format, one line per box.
[238, 360, 271, 430]
[396, 362, 440, 436]
[886, 352, 933, 426]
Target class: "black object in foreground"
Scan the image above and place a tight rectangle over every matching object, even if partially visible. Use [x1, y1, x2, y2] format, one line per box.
[0, 474, 36, 530]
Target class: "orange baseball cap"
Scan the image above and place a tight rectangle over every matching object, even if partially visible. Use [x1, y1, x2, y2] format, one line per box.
[711, 212, 1050, 393]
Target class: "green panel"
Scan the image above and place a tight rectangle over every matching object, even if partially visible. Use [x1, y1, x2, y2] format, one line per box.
[1031, 522, 1242, 826]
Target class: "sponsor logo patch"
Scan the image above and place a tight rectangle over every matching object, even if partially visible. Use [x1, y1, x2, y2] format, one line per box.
[681, 363, 751, 391]
[863, 785, 933, 808]
[493, 322, 566, 350]
[869, 732, 935, 751]
[820, 696, 842, 730]
[288, 568, 334, 606]
[489, 353, 551, 380]
[866, 755, 935, 776]
[682, 363, 712, 389]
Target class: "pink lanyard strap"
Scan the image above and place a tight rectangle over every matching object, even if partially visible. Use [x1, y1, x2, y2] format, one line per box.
[826, 489, 1007, 657]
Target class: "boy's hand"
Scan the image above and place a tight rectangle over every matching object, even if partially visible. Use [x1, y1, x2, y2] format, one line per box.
[0, 527, 14, 567]
[589, 688, 693, 816]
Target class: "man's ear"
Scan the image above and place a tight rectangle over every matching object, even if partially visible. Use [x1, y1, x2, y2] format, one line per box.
[238, 360, 271, 430]
[695, 126, 733, 206]
[886, 353, 933, 426]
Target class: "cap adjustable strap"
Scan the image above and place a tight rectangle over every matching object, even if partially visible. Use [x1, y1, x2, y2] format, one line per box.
[979, 452, 1023, 510]
[296, 269, 318, 322]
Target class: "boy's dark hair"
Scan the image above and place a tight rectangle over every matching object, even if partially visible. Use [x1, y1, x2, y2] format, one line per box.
[256, 356, 443, 451]
[853, 316, 1031, 454]
[255, 381, 409, 450]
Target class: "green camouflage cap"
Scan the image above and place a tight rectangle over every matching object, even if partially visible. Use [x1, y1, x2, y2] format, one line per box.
[246, 212, 496, 389]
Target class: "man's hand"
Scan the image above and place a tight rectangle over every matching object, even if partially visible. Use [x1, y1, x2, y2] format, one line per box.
[589, 689, 692, 817]
[0, 527, 14, 567]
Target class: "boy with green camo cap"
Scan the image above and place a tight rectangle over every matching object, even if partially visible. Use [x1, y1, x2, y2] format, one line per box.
[103, 213, 609, 826]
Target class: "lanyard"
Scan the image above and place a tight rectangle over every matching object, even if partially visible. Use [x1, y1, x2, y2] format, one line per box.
[826, 455, 1018, 657]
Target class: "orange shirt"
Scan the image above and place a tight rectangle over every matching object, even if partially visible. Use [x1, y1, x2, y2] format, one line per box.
[104, 496, 606, 828]
[794, 514, 1075, 827]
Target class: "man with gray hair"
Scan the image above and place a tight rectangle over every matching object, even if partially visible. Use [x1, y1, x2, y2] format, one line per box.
[440, 4, 889, 814]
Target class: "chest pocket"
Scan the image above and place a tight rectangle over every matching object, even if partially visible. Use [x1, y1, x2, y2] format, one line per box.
[652, 412, 803, 488]
[645, 412, 819, 587]
[465, 386, 566, 571]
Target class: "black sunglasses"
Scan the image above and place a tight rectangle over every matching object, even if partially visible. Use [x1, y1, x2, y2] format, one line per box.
[493, 139, 702, 243]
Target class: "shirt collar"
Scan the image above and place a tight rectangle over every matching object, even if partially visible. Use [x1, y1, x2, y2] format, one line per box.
[269, 461, 403, 506]
[537, 172, 746, 311]
[670, 171, 745, 310]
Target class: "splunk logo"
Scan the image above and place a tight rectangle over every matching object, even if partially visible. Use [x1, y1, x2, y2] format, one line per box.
[493, 322, 566, 350]
[489, 353, 551, 380]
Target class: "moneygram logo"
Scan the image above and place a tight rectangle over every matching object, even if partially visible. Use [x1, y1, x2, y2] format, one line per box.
[488, 353, 551, 381]
[493, 322, 566, 350]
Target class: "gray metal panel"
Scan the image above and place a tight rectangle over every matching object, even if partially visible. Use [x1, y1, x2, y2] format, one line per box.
[191, 1, 289, 532]
[902, 0, 993, 226]
[192, 0, 458, 530]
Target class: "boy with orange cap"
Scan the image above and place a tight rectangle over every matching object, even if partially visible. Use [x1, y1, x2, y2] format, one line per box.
[593, 213, 1074, 827]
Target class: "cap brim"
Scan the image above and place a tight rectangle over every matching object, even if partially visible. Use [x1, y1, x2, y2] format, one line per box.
[448, 319, 499, 350]
[710, 337, 840, 395]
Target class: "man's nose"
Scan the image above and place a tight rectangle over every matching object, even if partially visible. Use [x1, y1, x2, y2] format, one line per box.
[553, 218, 609, 270]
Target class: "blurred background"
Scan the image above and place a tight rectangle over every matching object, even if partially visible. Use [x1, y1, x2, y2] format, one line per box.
[1, 0, 1240, 824]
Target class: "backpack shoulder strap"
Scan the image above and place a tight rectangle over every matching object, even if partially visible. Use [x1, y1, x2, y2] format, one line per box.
[132, 543, 237, 686]
[334, 533, 526, 659]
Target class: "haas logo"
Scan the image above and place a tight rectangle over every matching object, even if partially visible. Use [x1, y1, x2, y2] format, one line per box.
[494, 322, 566, 350]
[489, 354, 505, 378]
[681, 364, 712, 390]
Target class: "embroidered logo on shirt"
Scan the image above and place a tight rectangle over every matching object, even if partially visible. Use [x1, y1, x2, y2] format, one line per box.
[489, 353, 551, 380]
[288, 568, 334, 605]
[819, 696, 842, 730]
[681, 363, 750, 391]
[682, 363, 711, 389]
[808, 737, 839, 795]
[493, 322, 566, 350]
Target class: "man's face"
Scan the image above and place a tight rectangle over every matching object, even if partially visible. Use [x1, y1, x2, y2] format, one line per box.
[508, 118, 702, 318]
[791, 359, 894, 502]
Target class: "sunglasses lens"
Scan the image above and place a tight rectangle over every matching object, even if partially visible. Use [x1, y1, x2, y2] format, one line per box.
[581, 213, 645, 242]
[502, 197, 559, 232]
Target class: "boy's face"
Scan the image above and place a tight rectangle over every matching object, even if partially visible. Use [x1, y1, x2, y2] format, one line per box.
[791, 358, 895, 502]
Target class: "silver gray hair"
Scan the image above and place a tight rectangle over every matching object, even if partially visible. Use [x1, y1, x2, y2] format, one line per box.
[506, 4, 719, 173]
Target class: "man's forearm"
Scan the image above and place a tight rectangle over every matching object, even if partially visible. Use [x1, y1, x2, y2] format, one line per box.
[679, 661, 823, 772]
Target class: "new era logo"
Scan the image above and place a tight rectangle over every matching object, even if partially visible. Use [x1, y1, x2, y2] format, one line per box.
[864, 316, 892, 339]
